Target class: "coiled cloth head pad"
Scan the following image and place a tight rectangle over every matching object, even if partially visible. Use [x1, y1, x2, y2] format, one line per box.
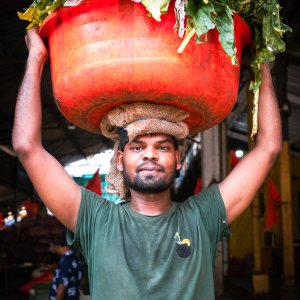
[100, 102, 189, 200]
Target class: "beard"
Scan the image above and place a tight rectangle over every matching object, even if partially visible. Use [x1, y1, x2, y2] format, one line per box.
[123, 162, 177, 194]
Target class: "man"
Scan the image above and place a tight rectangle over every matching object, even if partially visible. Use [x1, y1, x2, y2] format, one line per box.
[13, 27, 282, 299]
[49, 235, 82, 300]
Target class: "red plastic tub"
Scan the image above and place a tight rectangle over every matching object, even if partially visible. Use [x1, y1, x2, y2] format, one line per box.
[40, 0, 251, 135]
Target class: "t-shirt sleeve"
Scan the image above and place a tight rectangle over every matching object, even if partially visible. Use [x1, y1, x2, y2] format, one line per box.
[66, 186, 111, 258]
[189, 184, 230, 258]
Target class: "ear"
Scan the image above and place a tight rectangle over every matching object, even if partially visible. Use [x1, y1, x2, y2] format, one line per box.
[116, 150, 124, 171]
[175, 149, 181, 170]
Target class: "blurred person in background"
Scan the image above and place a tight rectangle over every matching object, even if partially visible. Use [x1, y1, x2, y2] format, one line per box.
[49, 235, 82, 300]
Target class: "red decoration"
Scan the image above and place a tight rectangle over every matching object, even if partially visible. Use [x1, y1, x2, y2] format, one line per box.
[39, 0, 251, 135]
[21, 271, 53, 294]
[86, 170, 102, 195]
[265, 178, 281, 230]
[230, 150, 240, 169]
[21, 201, 41, 216]
[0, 212, 4, 228]
[193, 178, 202, 195]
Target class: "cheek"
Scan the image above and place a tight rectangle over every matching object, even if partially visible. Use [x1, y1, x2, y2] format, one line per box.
[123, 155, 138, 176]
[119, 151, 136, 172]
[165, 155, 178, 173]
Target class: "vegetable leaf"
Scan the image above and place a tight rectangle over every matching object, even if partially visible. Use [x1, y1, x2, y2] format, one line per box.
[213, 2, 237, 64]
[141, 0, 170, 21]
[187, 0, 216, 40]
[18, 0, 66, 29]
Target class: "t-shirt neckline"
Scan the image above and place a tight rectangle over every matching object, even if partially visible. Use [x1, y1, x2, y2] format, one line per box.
[121, 201, 177, 221]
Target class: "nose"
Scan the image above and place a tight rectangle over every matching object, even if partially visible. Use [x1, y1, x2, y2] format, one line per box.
[142, 146, 158, 161]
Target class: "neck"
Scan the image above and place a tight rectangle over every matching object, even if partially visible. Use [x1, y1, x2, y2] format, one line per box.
[59, 247, 70, 256]
[129, 188, 173, 216]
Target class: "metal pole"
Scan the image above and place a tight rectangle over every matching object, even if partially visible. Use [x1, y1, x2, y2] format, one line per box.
[275, 55, 295, 286]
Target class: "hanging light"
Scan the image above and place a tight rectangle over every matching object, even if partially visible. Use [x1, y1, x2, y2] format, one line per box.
[235, 149, 244, 158]
[4, 212, 15, 227]
[17, 206, 28, 222]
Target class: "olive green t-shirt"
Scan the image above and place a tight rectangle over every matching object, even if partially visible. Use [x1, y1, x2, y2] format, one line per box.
[67, 184, 230, 300]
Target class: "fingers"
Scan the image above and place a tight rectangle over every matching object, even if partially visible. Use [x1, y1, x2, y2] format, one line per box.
[24, 26, 48, 61]
[24, 26, 46, 47]
[27, 25, 39, 32]
[261, 62, 270, 73]
[25, 26, 39, 44]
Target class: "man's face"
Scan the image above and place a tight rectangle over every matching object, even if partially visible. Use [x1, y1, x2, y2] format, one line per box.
[117, 134, 181, 194]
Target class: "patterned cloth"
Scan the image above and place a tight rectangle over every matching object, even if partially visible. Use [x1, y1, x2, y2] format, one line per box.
[49, 250, 82, 300]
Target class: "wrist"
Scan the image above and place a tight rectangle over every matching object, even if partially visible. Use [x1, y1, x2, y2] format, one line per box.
[27, 51, 47, 66]
[261, 62, 270, 73]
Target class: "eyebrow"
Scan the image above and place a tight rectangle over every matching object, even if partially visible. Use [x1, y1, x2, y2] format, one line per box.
[156, 138, 175, 145]
[129, 137, 175, 145]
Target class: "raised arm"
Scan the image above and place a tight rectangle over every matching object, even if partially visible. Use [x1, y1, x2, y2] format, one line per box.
[12, 27, 81, 231]
[219, 63, 282, 223]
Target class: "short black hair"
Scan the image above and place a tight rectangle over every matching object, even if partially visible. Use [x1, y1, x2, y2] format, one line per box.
[119, 128, 129, 151]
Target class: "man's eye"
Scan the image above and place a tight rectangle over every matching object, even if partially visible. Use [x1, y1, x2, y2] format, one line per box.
[131, 146, 142, 151]
[158, 146, 168, 151]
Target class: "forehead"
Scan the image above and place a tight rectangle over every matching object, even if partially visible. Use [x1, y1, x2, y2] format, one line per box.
[129, 134, 175, 144]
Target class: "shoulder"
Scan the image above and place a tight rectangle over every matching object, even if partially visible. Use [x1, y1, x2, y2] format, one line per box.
[184, 184, 223, 208]
[80, 186, 108, 204]
[183, 184, 230, 246]
[61, 252, 80, 269]
[183, 184, 228, 229]
[77, 186, 122, 228]
[79, 186, 115, 214]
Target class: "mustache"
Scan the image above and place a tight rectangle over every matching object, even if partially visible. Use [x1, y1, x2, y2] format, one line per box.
[136, 162, 165, 173]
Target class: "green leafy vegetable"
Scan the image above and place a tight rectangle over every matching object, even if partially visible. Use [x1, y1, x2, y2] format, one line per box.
[18, 0, 292, 92]
[187, 1, 216, 40]
[214, 2, 236, 64]
[18, 0, 66, 29]
[140, 0, 170, 21]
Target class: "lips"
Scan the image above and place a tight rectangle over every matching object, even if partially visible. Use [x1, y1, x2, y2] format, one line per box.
[137, 163, 164, 173]
[139, 166, 161, 172]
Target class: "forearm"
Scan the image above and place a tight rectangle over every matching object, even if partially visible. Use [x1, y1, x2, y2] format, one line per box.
[56, 284, 66, 300]
[255, 63, 282, 157]
[11, 28, 81, 232]
[12, 54, 45, 154]
[219, 63, 282, 223]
